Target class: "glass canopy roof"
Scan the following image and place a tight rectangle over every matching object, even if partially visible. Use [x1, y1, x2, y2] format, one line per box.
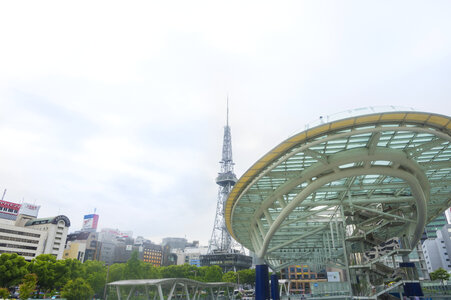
[226, 111, 451, 271]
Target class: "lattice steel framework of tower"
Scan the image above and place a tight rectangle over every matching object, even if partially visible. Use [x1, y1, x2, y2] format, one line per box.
[207, 104, 239, 254]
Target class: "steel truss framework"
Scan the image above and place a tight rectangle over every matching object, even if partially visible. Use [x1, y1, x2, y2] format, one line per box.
[107, 278, 236, 300]
[226, 111, 451, 278]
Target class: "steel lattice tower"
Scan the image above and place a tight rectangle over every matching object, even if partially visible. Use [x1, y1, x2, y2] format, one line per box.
[207, 104, 239, 254]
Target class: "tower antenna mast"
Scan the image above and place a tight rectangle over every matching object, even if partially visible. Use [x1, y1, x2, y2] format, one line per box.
[207, 99, 239, 254]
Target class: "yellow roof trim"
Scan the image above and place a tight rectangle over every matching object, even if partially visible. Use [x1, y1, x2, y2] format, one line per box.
[355, 114, 380, 124]
[272, 142, 295, 154]
[287, 132, 307, 143]
[331, 118, 355, 130]
[260, 152, 280, 162]
[405, 113, 429, 122]
[428, 115, 449, 127]
[252, 161, 268, 171]
[306, 124, 330, 138]
[380, 113, 407, 121]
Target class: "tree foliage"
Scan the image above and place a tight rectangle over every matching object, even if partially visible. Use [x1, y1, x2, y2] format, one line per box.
[28, 254, 57, 292]
[237, 269, 256, 286]
[61, 278, 94, 300]
[204, 265, 223, 282]
[0, 253, 28, 288]
[19, 273, 37, 300]
[430, 267, 450, 282]
[222, 271, 237, 283]
[0, 288, 9, 299]
[0, 250, 253, 298]
[222, 269, 255, 286]
[123, 251, 144, 279]
[84, 260, 107, 297]
[54, 258, 84, 289]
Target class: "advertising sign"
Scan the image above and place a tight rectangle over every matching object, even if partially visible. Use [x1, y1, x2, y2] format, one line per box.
[18, 203, 40, 217]
[0, 200, 21, 216]
[82, 214, 99, 231]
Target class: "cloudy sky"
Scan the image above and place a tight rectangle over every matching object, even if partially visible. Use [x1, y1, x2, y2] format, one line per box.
[0, 1, 450, 245]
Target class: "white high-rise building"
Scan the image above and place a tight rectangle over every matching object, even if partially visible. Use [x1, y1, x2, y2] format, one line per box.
[422, 224, 451, 273]
[0, 214, 70, 260]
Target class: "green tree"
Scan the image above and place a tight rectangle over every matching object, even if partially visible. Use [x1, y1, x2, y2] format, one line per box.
[160, 264, 200, 279]
[107, 264, 125, 283]
[204, 265, 223, 282]
[222, 271, 237, 283]
[28, 254, 57, 293]
[237, 269, 255, 286]
[55, 258, 84, 289]
[123, 251, 144, 279]
[0, 253, 29, 288]
[0, 288, 10, 299]
[19, 273, 38, 300]
[142, 263, 161, 279]
[430, 267, 450, 285]
[83, 260, 107, 297]
[61, 278, 94, 300]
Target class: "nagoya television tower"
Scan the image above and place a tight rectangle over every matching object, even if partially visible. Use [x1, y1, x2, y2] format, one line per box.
[201, 101, 252, 272]
[207, 102, 238, 253]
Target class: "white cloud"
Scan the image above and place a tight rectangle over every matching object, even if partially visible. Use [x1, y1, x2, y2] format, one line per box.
[0, 0, 450, 245]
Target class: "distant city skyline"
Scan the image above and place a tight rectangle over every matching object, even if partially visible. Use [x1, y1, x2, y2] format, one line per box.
[1, 1, 451, 245]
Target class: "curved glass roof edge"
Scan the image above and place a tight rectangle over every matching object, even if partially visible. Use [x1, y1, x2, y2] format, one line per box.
[299, 105, 416, 134]
[226, 110, 451, 242]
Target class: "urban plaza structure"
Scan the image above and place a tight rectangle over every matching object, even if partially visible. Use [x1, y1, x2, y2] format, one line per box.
[226, 109, 451, 299]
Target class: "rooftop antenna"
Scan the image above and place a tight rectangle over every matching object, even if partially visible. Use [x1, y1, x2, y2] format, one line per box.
[226, 94, 229, 127]
[1, 189, 6, 200]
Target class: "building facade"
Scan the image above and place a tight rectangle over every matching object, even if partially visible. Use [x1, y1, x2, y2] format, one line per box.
[142, 244, 163, 266]
[280, 265, 327, 295]
[422, 224, 451, 273]
[63, 231, 99, 262]
[423, 213, 448, 240]
[0, 214, 70, 260]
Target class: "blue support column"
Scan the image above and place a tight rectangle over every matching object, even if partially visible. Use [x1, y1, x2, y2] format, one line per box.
[256, 264, 269, 300]
[270, 273, 279, 300]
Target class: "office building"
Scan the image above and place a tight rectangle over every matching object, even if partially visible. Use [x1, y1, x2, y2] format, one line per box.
[63, 231, 99, 262]
[142, 243, 163, 266]
[0, 213, 70, 260]
[422, 224, 451, 273]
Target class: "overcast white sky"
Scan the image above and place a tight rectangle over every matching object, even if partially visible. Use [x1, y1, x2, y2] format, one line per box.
[0, 1, 450, 245]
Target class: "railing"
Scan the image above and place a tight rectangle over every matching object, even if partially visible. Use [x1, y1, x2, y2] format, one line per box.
[310, 282, 350, 298]
[421, 280, 451, 296]
[288, 105, 417, 138]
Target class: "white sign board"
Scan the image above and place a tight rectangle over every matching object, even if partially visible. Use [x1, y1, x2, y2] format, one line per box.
[18, 203, 40, 217]
[327, 272, 340, 282]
